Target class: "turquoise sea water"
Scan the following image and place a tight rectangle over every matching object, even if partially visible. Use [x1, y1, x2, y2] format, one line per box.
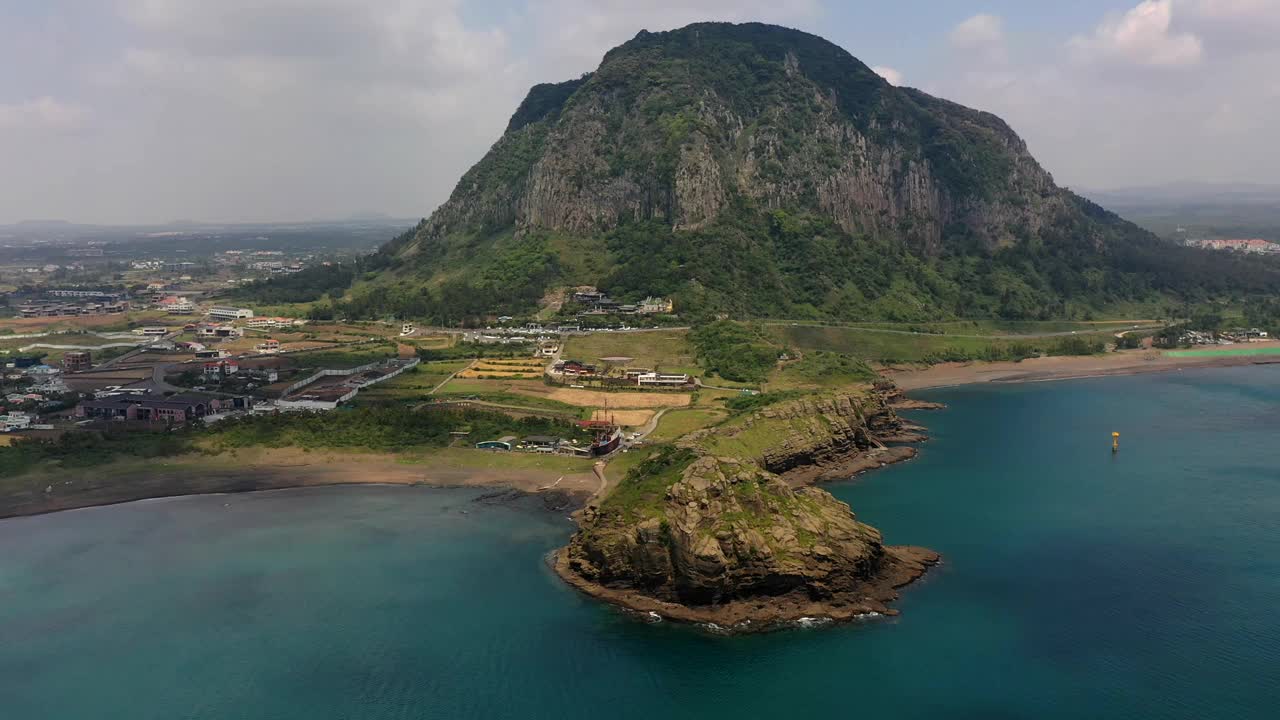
[2, 365, 1278, 719]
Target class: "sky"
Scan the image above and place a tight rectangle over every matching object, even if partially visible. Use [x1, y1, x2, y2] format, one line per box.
[1, 0, 1277, 224]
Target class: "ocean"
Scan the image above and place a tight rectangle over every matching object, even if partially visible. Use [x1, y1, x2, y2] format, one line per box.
[2, 365, 1278, 719]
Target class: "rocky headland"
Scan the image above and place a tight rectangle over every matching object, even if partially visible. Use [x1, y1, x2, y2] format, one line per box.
[555, 388, 940, 631]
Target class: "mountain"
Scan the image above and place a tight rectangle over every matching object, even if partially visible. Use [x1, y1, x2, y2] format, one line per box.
[313, 22, 1280, 322]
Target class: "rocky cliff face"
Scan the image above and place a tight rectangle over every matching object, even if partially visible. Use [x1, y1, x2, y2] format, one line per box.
[556, 392, 937, 629]
[401, 22, 1072, 260]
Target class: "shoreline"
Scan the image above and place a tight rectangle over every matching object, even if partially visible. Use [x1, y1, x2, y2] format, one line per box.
[0, 448, 597, 522]
[885, 348, 1280, 391]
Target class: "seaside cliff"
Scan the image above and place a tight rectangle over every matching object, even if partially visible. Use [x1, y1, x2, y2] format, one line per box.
[555, 389, 938, 630]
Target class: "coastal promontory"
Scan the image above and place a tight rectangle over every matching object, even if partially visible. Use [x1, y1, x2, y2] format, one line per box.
[555, 390, 938, 630]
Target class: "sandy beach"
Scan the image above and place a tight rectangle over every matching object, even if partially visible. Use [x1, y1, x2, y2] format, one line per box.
[885, 344, 1280, 390]
[0, 447, 598, 521]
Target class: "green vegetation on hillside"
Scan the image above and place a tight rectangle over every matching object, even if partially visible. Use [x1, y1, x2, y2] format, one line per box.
[600, 445, 698, 522]
[689, 321, 780, 383]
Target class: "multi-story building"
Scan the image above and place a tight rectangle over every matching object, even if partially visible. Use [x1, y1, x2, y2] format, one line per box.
[62, 351, 92, 373]
[207, 306, 255, 321]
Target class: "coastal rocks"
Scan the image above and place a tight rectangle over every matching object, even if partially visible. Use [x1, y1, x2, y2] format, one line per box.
[556, 390, 938, 631]
[557, 455, 936, 628]
[749, 392, 921, 482]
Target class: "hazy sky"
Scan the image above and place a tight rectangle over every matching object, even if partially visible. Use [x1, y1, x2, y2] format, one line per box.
[2, 0, 1277, 224]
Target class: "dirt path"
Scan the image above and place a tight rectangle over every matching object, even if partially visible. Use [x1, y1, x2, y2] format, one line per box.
[428, 359, 473, 395]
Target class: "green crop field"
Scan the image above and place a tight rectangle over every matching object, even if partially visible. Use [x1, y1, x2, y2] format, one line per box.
[562, 331, 699, 374]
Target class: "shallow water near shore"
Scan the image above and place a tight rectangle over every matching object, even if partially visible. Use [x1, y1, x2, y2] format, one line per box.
[3, 365, 1279, 719]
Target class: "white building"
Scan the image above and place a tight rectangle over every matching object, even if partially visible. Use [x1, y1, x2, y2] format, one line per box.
[636, 372, 690, 387]
[1, 412, 32, 432]
[163, 297, 196, 314]
[207, 306, 255, 321]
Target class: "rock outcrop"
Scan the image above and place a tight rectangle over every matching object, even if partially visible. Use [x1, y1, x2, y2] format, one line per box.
[556, 391, 937, 630]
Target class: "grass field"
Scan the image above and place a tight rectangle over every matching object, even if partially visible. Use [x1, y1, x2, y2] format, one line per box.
[771, 324, 1118, 365]
[647, 408, 727, 442]
[1165, 346, 1280, 358]
[562, 331, 699, 375]
[433, 378, 589, 416]
[286, 343, 400, 370]
[352, 360, 471, 403]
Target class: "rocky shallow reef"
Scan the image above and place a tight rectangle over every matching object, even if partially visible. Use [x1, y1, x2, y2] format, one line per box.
[555, 390, 939, 630]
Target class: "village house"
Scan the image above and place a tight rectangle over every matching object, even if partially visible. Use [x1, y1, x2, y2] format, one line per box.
[62, 351, 92, 373]
[555, 360, 598, 377]
[196, 323, 242, 340]
[203, 360, 240, 379]
[0, 412, 32, 432]
[75, 393, 253, 423]
[159, 296, 196, 314]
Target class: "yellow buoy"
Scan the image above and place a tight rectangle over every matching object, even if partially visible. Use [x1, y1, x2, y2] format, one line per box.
[1112, 432, 1120, 452]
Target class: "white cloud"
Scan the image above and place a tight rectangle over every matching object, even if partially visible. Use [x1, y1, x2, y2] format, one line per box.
[872, 65, 903, 86]
[0, 96, 88, 131]
[949, 14, 1004, 50]
[1071, 0, 1203, 67]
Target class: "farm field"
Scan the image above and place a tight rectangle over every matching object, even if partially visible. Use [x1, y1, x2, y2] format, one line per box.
[456, 358, 545, 379]
[562, 331, 699, 375]
[523, 385, 692, 409]
[352, 361, 472, 403]
[433, 378, 589, 417]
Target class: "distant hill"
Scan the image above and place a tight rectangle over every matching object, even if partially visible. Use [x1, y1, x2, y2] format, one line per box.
[1082, 183, 1280, 241]
[1084, 182, 1280, 207]
[283, 22, 1280, 323]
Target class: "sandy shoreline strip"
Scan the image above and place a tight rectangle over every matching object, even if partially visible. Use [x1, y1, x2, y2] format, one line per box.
[0, 448, 597, 521]
[885, 346, 1280, 391]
